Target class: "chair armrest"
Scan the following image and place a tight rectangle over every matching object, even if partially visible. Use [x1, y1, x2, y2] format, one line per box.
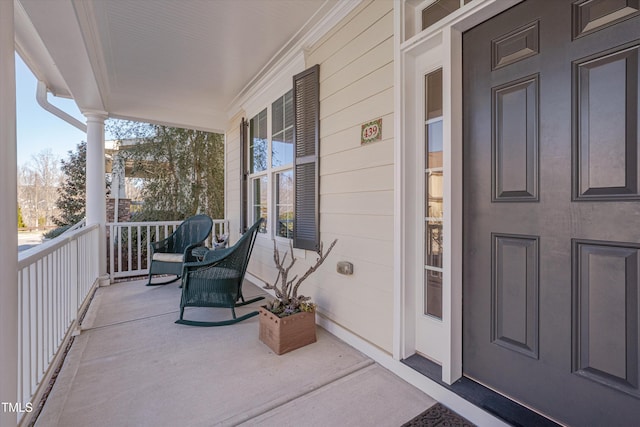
[203, 246, 233, 262]
[150, 236, 172, 254]
[184, 242, 206, 262]
[180, 252, 232, 284]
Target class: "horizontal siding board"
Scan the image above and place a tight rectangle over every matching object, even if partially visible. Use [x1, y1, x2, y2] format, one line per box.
[320, 62, 393, 120]
[321, 138, 392, 176]
[321, 211, 392, 240]
[318, 11, 393, 81]
[317, 231, 393, 269]
[321, 164, 393, 194]
[308, 0, 391, 66]
[321, 190, 394, 216]
[320, 165, 393, 194]
[320, 37, 393, 101]
[226, 146, 239, 164]
[321, 87, 393, 138]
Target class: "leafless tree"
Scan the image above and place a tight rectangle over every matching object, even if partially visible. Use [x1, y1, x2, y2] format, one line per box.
[18, 149, 62, 228]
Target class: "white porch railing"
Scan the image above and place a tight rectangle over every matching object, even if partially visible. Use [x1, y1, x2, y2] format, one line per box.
[107, 219, 229, 280]
[17, 224, 101, 423]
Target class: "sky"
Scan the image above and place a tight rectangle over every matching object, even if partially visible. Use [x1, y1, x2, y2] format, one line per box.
[16, 53, 87, 167]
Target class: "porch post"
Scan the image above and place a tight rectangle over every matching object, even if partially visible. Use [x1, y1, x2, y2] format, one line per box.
[0, 0, 18, 424]
[85, 112, 108, 276]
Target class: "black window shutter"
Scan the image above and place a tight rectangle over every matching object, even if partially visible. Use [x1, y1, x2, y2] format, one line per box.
[293, 64, 320, 251]
[239, 117, 248, 234]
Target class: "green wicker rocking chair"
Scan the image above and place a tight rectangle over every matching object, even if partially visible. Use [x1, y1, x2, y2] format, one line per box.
[146, 214, 213, 286]
[176, 218, 265, 326]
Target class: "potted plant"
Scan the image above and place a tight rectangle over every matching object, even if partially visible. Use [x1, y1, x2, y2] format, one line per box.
[259, 239, 338, 355]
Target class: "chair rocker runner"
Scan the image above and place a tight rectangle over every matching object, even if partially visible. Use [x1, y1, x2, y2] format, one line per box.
[176, 218, 265, 326]
[147, 214, 213, 286]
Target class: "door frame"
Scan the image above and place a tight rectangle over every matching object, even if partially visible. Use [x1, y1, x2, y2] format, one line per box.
[394, 0, 522, 384]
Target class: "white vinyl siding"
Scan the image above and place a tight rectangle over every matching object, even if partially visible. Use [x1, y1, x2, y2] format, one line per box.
[307, 0, 395, 351]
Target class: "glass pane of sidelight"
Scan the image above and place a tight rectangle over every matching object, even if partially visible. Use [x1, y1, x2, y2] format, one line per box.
[424, 65, 444, 320]
[426, 120, 443, 169]
[426, 171, 443, 218]
[425, 270, 443, 319]
[275, 170, 294, 238]
[425, 220, 443, 268]
[425, 69, 443, 120]
[422, 0, 461, 31]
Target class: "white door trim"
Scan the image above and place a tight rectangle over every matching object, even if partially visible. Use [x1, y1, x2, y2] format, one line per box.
[394, 0, 523, 385]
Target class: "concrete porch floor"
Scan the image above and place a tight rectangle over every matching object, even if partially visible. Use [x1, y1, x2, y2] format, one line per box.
[35, 278, 438, 427]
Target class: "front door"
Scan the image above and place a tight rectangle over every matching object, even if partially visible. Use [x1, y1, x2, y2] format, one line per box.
[463, 0, 640, 425]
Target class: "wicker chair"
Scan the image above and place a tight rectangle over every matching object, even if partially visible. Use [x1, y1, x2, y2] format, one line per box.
[176, 218, 264, 326]
[146, 214, 213, 286]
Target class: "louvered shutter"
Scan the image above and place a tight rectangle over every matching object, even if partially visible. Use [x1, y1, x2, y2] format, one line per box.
[293, 65, 320, 251]
[239, 117, 248, 234]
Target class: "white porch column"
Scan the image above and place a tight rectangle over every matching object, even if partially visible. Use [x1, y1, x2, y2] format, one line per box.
[85, 112, 108, 276]
[0, 0, 18, 424]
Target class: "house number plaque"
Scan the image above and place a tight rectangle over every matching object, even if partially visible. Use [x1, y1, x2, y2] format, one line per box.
[361, 118, 382, 144]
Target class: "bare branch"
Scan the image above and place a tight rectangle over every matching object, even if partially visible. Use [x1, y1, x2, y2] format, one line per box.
[292, 239, 338, 298]
[265, 238, 338, 310]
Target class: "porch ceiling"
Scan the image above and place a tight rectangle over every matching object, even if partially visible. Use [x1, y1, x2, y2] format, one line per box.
[15, 0, 335, 132]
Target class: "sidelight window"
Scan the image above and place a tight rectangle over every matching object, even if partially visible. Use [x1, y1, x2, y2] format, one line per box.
[425, 68, 443, 319]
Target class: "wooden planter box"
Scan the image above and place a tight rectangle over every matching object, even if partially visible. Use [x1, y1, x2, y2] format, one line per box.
[259, 307, 317, 355]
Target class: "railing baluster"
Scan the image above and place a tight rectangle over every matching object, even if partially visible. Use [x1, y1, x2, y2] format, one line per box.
[29, 264, 36, 394]
[110, 224, 115, 278]
[117, 225, 122, 274]
[127, 225, 133, 275]
[17, 269, 23, 406]
[137, 225, 142, 272]
[46, 253, 52, 364]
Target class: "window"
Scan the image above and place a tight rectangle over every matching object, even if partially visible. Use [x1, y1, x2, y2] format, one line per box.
[421, 0, 471, 31]
[425, 68, 443, 319]
[247, 91, 295, 238]
[243, 65, 319, 249]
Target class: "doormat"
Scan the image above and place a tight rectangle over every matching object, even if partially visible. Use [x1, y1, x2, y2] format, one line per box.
[402, 403, 475, 427]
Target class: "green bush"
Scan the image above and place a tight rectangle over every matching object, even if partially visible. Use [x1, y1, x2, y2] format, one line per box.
[43, 225, 71, 240]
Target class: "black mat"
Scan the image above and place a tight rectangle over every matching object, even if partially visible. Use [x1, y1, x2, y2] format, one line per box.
[402, 403, 475, 427]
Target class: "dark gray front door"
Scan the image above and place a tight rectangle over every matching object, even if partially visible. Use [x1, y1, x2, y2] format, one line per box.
[463, 1, 640, 425]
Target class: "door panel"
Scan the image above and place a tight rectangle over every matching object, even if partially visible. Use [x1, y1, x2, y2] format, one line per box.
[463, 0, 640, 425]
